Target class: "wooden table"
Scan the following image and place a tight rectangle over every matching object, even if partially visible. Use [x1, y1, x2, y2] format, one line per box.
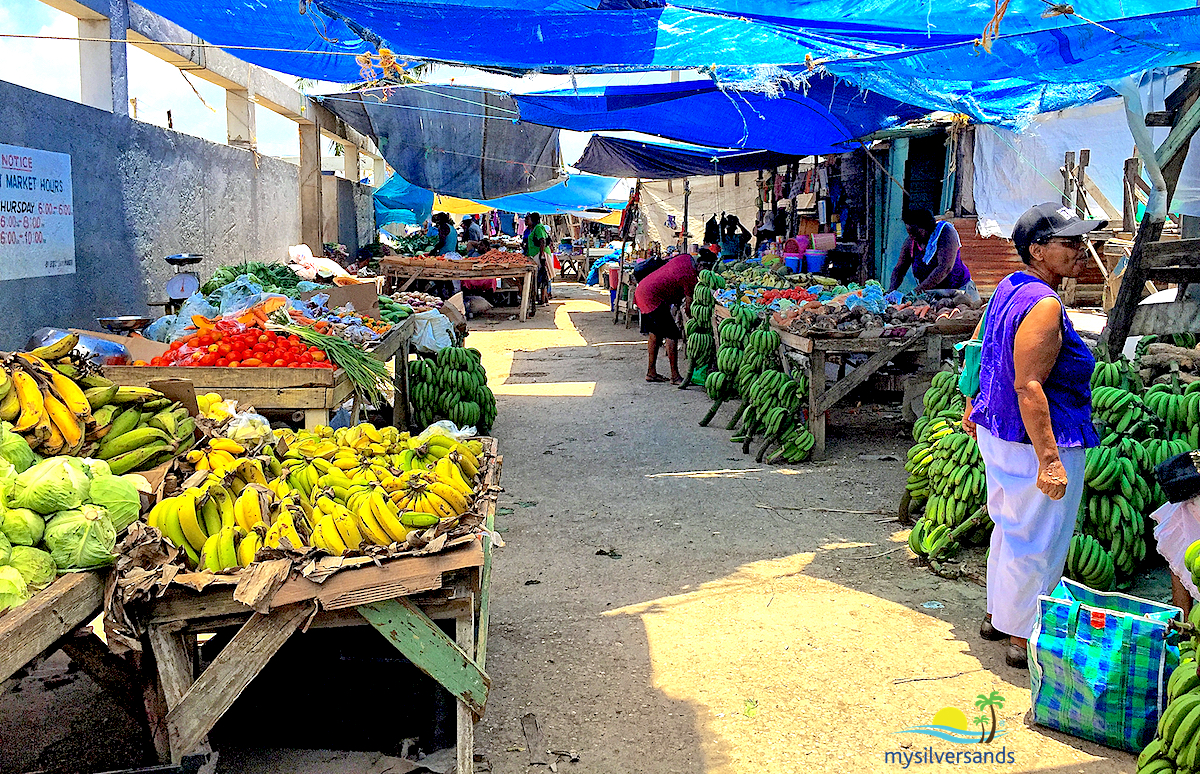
[0, 572, 107, 685]
[613, 269, 639, 329]
[141, 439, 501, 772]
[712, 305, 965, 460]
[380, 258, 536, 322]
[106, 364, 355, 431]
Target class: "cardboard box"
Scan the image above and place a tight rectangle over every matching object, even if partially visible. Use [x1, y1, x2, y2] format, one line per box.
[300, 282, 380, 320]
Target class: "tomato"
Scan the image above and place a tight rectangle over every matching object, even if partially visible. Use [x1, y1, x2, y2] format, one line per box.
[299, 353, 312, 363]
[242, 357, 263, 367]
[272, 358, 286, 367]
[287, 362, 300, 368]
[216, 358, 229, 367]
[217, 343, 232, 355]
[169, 340, 184, 351]
[258, 334, 270, 343]
[251, 342, 269, 354]
[210, 331, 223, 341]
[287, 335, 301, 345]
[228, 361, 240, 368]
[200, 353, 217, 366]
[206, 344, 219, 353]
[197, 334, 213, 347]
[311, 351, 327, 362]
[265, 331, 278, 342]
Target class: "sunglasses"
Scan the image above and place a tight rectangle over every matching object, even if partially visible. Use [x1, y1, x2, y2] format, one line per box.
[1039, 236, 1087, 249]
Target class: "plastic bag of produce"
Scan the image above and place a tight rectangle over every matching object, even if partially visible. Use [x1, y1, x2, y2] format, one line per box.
[0, 422, 34, 472]
[8, 546, 56, 591]
[1, 503, 43, 546]
[43, 504, 115, 570]
[0, 565, 30, 611]
[11, 457, 91, 514]
[224, 412, 273, 448]
[411, 310, 455, 354]
[87, 475, 141, 532]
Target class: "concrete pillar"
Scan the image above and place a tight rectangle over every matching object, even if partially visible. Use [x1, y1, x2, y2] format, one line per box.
[79, 0, 128, 114]
[226, 88, 256, 147]
[373, 156, 388, 187]
[343, 143, 360, 182]
[299, 121, 323, 250]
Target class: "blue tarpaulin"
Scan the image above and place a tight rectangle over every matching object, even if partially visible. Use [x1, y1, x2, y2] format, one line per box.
[573, 135, 795, 179]
[374, 173, 620, 227]
[514, 77, 927, 155]
[319, 86, 561, 200]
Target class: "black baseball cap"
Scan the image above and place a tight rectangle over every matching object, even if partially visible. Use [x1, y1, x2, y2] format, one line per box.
[1012, 202, 1107, 253]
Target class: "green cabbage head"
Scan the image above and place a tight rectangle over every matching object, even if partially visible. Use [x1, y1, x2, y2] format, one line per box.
[87, 475, 141, 532]
[43, 505, 115, 570]
[0, 529, 10, 564]
[0, 422, 34, 473]
[12, 457, 91, 514]
[0, 565, 29, 611]
[8, 546, 56, 591]
[81, 459, 112, 479]
[1, 505, 43, 546]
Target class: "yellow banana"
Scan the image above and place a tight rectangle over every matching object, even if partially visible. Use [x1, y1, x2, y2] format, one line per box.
[452, 447, 480, 478]
[210, 484, 237, 528]
[217, 527, 239, 570]
[427, 481, 468, 515]
[177, 491, 209, 552]
[371, 488, 410, 543]
[46, 368, 91, 418]
[200, 496, 222, 535]
[36, 413, 64, 454]
[0, 378, 20, 422]
[332, 506, 364, 549]
[436, 457, 474, 497]
[355, 499, 391, 545]
[11, 370, 44, 433]
[208, 438, 245, 454]
[200, 531, 222, 572]
[421, 490, 459, 520]
[235, 487, 263, 531]
[207, 449, 238, 472]
[237, 529, 262, 566]
[315, 514, 347, 554]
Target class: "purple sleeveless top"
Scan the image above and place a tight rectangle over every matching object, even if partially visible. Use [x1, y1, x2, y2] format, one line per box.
[912, 221, 971, 289]
[968, 272, 1097, 448]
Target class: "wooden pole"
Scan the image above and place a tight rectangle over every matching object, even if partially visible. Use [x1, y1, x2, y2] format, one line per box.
[682, 178, 690, 252]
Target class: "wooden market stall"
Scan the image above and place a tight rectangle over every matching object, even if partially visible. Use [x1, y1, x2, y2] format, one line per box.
[105, 317, 417, 431]
[128, 439, 502, 772]
[380, 257, 537, 322]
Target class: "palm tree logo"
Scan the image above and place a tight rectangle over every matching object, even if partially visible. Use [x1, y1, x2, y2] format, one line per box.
[974, 690, 1006, 743]
[972, 715, 989, 743]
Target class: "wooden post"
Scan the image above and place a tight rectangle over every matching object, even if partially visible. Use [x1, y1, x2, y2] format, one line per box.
[1104, 77, 1200, 353]
[1075, 149, 1090, 218]
[1123, 156, 1141, 235]
[681, 178, 690, 252]
[808, 348, 827, 461]
[456, 600, 476, 774]
[1062, 151, 1076, 209]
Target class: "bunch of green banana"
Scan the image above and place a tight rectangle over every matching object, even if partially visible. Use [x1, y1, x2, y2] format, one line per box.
[408, 347, 495, 432]
[1092, 386, 1154, 438]
[1145, 381, 1200, 449]
[1091, 358, 1144, 393]
[920, 370, 965, 419]
[736, 367, 804, 459]
[907, 518, 958, 561]
[768, 423, 816, 463]
[1140, 672, 1200, 774]
[1079, 436, 1152, 576]
[1065, 534, 1116, 590]
[90, 389, 195, 473]
[921, 431, 990, 544]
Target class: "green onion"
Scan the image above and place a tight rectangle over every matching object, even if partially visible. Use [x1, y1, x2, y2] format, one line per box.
[283, 325, 391, 404]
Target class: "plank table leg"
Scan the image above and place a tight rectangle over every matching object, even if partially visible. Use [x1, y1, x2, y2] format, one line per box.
[393, 339, 411, 430]
[147, 624, 208, 764]
[457, 602, 476, 774]
[809, 349, 827, 461]
[303, 409, 326, 431]
[519, 270, 533, 323]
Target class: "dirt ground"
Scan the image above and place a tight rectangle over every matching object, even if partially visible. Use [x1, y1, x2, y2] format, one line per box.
[0, 281, 1148, 774]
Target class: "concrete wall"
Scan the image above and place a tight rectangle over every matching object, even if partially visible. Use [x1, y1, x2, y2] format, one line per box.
[0, 79, 374, 349]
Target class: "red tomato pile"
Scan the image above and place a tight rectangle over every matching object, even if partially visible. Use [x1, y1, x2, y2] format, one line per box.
[761, 288, 819, 304]
[146, 326, 334, 369]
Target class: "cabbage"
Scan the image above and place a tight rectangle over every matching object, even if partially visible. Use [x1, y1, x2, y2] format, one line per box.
[81, 459, 111, 479]
[8, 546, 55, 590]
[88, 475, 141, 532]
[0, 529, 10, 564]
[43, 505, 115, 570]
[0, 565, 29, 611]
[0, 422, 34, 472]
[0, 505, 43, 546]
[12, 457, 91, 514]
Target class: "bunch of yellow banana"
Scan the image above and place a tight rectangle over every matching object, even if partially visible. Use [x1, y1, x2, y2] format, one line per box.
[185, 438, 275, 475]
[196, 392, 233, 421]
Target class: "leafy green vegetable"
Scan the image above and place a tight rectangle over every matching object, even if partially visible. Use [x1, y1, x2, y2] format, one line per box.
[43, 505, 115, 570]
[11, 457, 91, 514]
[0, 565, 29, 611]
[0, 422, 34, 472]
[88, 475, 141, 532]
[202, 262, 303, 297]
[0, 530, 11, 564]
[8, 546, 55, 591]
[1, 505, 43, 546]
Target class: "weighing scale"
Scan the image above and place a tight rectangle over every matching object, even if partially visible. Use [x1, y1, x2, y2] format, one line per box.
[95, 316, 154, 335]
[162, 253, 204, 314]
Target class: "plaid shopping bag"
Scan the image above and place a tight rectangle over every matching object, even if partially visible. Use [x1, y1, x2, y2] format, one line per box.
[1030, 578, 1182, 752]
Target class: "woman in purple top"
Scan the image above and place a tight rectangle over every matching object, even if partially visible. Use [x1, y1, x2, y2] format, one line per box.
[963, 202, 1103, 669]
[888, 208, 974, 294]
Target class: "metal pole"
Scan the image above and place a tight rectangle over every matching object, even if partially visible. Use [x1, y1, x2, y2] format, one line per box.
[681, 178, 690, 252]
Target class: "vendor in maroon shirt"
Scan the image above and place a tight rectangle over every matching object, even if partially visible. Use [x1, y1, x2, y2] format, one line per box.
[634, 252, 698, 383]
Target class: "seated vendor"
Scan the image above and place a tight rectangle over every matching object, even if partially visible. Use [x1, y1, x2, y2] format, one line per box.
[888, 208, 975, 297]
[426, 212, 459, 256]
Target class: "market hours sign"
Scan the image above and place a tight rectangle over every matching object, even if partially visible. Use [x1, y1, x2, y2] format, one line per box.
[0, 143, 75, 280]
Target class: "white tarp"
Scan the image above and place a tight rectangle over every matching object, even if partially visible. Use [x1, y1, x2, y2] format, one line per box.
[973, 69, 1200, 238]
[639, 175, 761, 248]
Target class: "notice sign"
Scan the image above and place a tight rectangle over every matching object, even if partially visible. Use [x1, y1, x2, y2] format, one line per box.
[0, 143, 75, 281]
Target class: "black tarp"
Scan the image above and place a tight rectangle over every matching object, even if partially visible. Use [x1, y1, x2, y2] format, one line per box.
[573, 135, 797, 179]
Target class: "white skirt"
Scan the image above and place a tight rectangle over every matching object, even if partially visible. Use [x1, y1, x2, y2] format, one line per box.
[977, 426, 1086, 639]
[1151, 497, 1200, 599]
